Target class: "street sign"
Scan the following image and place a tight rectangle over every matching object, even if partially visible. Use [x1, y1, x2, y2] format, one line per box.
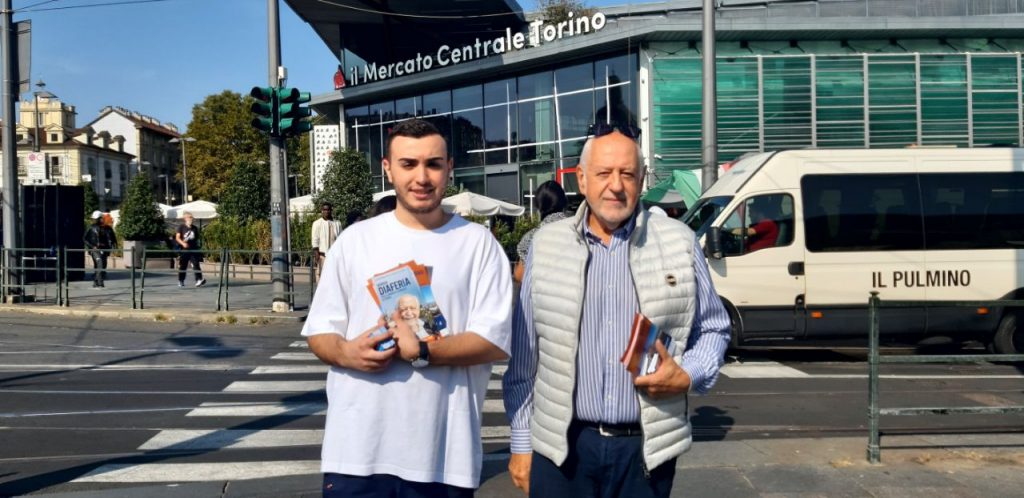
[26, 152, 45, 181]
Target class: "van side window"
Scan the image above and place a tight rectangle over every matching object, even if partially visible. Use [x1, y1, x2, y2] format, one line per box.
[920, 172, 1024, 250]
[802, 174, 923, 252]
[720, 194, 794, 256]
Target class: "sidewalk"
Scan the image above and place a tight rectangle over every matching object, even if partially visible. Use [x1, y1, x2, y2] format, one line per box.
[1, 268, 310, 324]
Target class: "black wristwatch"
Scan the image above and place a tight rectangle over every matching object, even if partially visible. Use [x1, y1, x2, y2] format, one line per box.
[410, 341, 430, 368]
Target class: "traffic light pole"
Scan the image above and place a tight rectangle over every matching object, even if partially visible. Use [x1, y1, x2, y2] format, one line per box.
[267, 0, 290, 312]
[1, 0, 20, 299]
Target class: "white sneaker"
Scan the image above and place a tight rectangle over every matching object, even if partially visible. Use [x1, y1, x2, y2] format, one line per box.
[178, 282, 185, 288]
[195, 279, 207, 287]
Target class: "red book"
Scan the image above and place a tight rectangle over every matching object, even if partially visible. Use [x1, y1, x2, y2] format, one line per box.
[620, 313, 653, 376]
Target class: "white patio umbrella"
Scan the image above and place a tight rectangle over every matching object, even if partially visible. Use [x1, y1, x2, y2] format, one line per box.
[441, 191, 525, 217]
[373, 189, 396, 202]
[166, 200, 218, 220]
[289, 194, 315, 214]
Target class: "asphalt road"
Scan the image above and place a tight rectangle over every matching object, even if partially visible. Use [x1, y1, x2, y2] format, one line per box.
[0, 312, 1022, 497]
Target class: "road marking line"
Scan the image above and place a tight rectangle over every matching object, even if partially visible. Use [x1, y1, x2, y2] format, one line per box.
[289, 341, 309, 348]
[251, 365, 327, 374]
[137, 429, 324, 451]
[222, 380, 325, 392]
[488, 379, 501, 391]
[0, 364, 250, 371]
[720, 362, 810, 379]
[777, 374, 1024, 380]
[491, 364, 507, 376]
[482, 426, 511, 438]
[72, 460, 321, 483]
[483, 399, 505, 414]
[186, 402, 326, 417]
[271, 352, 318, 361]
[0, 407, 196, 418]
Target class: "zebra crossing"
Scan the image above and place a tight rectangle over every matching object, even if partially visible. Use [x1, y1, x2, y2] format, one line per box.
[72, 339, 513, 485]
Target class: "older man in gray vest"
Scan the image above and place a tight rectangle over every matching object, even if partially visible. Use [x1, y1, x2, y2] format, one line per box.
[503, 124, 731, 497]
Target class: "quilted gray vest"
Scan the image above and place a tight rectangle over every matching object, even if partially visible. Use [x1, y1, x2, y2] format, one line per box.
[529, 203, 697, 471]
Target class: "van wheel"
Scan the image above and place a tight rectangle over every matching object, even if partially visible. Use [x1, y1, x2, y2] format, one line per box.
[724, 301, 743, 349]
[992, 311, 1021, 354]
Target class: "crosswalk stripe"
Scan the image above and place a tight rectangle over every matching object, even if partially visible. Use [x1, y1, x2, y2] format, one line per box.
[488, 379, 502, 391]
[483, 399, 504, 414]
[482, 426, 511, 438]
[289, 341, 309, 348]
[222, 380, 325, 392]
[271, 352, 318, 361]
[719, 361, 810, 379]
[186, 402, 327, 417]
[491, 364, 507, 376]
[251, 365, 328, 375]
[137, 429, 323, 451]
[72, 461, 321, 483]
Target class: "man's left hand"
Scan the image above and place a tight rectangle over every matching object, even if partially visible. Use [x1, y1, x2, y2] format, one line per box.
[633, 340, 691, 399]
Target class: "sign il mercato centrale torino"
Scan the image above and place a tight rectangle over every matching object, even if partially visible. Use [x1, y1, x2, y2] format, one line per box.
[347, 11, 608, 87]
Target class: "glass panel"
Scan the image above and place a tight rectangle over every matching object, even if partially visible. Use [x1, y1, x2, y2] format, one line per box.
[369, 101, 394, 124]
[763, 56, 813, 150]
[484, 79, 515, 106]
[518, 98, 557, 161]
[920, 55, 968, 146]
[368, 124, 383, 169]
[453, 167, 485, 195]
[802, 174, 924, 252]
[519, 161, 557, 207]
[485, 102, 512, 165]
[596, 54, 632, 85]
[717, 58, 760, 158]
[555, 62, 594, 93]
[868, 56, 918, 147]
[558, 91, 594, 141]
[453, 85, 482, 112]
[971, 55, 1020, 146]
[652, 58, 702, 173]
[518, 71, 553, 99]
[816, 56, 866, 148]
[395, 97, 416, 120]
[453, 109, 484, 168]
[422, 90, 451, 116]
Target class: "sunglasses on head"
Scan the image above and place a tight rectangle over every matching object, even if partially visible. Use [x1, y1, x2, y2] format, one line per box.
[588, 122, 641, 140]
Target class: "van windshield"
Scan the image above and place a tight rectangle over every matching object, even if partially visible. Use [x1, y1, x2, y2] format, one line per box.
[683, 196, 732, 237]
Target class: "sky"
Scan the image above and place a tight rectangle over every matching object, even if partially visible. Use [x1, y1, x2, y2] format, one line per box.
[20, 0, 652, 132]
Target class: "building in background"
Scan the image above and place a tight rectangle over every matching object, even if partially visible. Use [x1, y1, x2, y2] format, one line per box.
[0, 93, 134, 206]
[288, 0, 1024, 206]
[84, 106, 182, 204]
[310, 123, 340, 192]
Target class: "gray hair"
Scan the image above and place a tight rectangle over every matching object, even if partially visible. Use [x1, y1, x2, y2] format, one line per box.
[578, 136, 644, 177]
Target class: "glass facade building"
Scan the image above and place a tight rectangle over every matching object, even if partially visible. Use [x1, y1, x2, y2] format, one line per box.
[344, 54, 638, 205]
[295, 0, 1024, 206]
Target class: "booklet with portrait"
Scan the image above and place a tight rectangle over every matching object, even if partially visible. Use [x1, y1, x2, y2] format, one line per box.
[366, 260, 449, 351]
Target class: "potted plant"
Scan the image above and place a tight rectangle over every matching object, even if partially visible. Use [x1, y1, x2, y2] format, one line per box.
[116, 173, 167, 268]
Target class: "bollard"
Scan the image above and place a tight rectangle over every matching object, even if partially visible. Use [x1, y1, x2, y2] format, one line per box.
[867, 291, 881, 463]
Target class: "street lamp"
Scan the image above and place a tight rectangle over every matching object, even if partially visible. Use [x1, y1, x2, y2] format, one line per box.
[168, 136, 196, 202]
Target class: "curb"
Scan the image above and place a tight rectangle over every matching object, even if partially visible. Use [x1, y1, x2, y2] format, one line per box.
[0, 304, 306, 325]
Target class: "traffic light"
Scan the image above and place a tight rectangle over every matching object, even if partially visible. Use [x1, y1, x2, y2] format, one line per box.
[277, 87, 312, 137]
[250, 86, 277, 135]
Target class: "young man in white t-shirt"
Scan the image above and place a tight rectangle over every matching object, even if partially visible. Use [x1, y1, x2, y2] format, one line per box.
[303, 118, 514, 497]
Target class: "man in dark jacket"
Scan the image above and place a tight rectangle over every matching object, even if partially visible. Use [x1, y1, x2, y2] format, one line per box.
[82, 210, 116, 288]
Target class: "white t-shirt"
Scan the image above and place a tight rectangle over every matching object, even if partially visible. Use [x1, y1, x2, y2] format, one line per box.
[301, 212, 513, 489]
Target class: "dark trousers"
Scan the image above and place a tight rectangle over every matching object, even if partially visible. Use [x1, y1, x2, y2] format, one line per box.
[177, 252, 203, 283]
[322, 473, 474, 498]
[90, 251, 108, 286]
[529, 423, 676, 498]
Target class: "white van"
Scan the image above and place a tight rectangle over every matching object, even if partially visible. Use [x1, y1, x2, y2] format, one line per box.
[682, 148, 1024, 353]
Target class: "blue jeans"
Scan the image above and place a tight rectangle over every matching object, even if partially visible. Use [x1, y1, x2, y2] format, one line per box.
[529, 422, 676, 498]
[322, 473, 474, 498]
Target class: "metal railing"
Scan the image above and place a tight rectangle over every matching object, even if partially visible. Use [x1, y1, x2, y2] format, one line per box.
[867, 291, 1024, 463]
[1, 246, 320, 312]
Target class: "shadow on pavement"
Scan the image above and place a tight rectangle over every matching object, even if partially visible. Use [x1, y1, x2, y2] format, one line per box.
[691, 406, 735, 442]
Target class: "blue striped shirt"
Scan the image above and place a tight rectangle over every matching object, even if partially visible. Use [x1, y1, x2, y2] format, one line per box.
[503, 214, 731, 454]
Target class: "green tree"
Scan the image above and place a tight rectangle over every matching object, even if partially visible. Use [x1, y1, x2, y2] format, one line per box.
[538, 0, 593, 23]
[217, 161, 270, 223]
[184, 90, 269, 201]
[313, 148, 374, 227]
[286, 121, 314, 196]
[117, 173, 166, 241]
[82, 182, 99, 225]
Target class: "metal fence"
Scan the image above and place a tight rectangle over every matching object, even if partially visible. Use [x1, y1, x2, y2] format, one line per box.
[1, 246, 319, 313]
[866, 291, 1024, 463]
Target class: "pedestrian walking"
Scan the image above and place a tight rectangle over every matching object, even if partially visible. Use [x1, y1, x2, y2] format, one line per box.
[82, 210, 116, 288]
[311, 202, 343, 279]
[174, 212, 205, 288]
